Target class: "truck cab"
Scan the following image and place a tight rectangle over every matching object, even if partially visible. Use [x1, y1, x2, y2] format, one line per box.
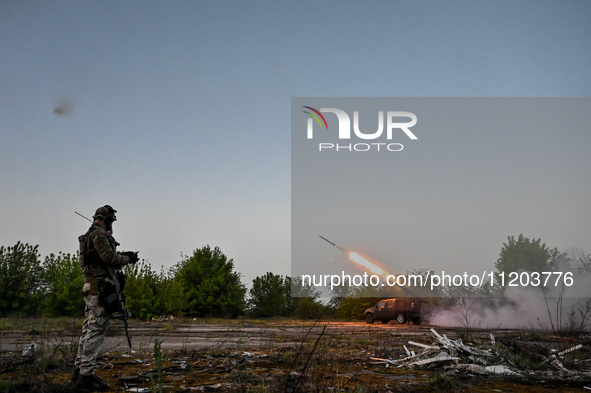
[365, 298, 422, 324]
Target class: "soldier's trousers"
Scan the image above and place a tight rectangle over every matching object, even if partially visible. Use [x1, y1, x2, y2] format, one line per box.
[75, 293, 111, 376]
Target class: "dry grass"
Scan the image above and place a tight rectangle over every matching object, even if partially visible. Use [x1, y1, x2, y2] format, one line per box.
[0, 318, 589, 392]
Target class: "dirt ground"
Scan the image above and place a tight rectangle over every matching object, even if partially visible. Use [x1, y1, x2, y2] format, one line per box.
[1, 318, 590, 392]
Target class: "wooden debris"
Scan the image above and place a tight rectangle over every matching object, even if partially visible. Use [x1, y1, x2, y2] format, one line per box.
[558, 344, 582, 357]
[543, 343, 583, 369]
[408, 340, 437, 350]
[429, 328, 491, 357]
[403, 345, 411, 356]
[21, 342, 37, 358]
[373, 327, 584, 381]
[408, 352, 459, 367]
[485, 365, 521, 376]
[455, 363, 489, 375]
[549, 358, 570, 373]
[369, 356, 397, 366]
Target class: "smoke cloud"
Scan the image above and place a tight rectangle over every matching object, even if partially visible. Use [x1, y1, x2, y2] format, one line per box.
[428, 271, 591, 331]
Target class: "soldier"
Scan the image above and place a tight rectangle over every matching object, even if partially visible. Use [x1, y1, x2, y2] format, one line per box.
[72, 205, 138, 391]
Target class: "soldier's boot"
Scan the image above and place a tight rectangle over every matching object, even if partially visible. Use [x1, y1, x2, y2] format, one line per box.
[74, 373, 110, 391]
[69, 367, 80, 384]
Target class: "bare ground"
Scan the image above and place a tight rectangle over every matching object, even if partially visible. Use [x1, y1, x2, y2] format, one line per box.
[1, 318, 590, 392]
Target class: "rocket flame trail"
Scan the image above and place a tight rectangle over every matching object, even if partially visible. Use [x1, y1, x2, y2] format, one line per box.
[319, 235, 426, 301]
[347, 251, 388, 277]
[319, 235, 390, 277]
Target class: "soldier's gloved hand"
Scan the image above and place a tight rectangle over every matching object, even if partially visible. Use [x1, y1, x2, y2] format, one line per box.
[123, 251, 139, 264]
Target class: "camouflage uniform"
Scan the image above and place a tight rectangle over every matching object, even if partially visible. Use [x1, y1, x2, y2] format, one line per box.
[75, 219, 132, 379]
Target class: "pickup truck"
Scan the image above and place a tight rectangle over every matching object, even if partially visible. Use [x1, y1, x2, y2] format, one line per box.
[365, 298, 423, 324]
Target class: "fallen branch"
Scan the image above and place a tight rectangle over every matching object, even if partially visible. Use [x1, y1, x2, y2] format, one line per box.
[558, 344, 582, 357]
[408, 352, 459, 367]
[408, 340, 437, 350]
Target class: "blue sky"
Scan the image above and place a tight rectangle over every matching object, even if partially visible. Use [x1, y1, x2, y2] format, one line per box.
[1, 1, 590, 285]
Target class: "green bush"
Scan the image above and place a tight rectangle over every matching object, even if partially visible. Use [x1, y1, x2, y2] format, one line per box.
[175, 245, 246, 318]
[0, 242, 43, 316]
[41, 252, 84, 317]
[248, 272, 289, 317]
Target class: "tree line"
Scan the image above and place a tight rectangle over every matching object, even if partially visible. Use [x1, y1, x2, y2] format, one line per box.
[1, 235, 589, 321]
[0, 242, 327, 319]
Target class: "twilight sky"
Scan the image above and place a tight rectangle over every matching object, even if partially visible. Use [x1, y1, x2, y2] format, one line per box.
[1, 1, 590, 286]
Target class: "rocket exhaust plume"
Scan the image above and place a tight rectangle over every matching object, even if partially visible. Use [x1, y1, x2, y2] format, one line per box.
[319, 235, 389, 277]
[318, 235, 424, 300]
[348, 251, 387, 277]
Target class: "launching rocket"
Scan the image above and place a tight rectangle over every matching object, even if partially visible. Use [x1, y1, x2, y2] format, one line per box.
[319, 235, 347, 253]
[318, 235, 426, 301]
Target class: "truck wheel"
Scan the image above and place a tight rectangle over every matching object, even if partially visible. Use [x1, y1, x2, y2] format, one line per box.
[411, 316, 422, 325]
[396, 313, 407, 324]
[381, 319, 390, 324]
[365, 313, 375, 324]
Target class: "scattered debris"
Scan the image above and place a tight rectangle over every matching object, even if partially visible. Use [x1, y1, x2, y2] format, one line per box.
[484, 365, 521, 376]
[1, 320, 589, 392]
[407, 340, 437, 350]
[21, 342, 37, 358]
[403, 345, 411, 356]
[115, 349, 273, 392]
[407, 352, 460, 367]
[190, 382, 233, 391]
[152, 315, 175, 322]
[454, 364, 489, 375]
[542, 344, 585, 373]
[371, 328, 587, 382]
[558, 344, 583, 357]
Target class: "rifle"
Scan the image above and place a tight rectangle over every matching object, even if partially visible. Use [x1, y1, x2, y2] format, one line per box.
[76, 211, 133, 350]
[107, 266, 132, 349]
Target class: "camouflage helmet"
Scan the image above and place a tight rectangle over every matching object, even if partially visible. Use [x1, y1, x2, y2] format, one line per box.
[93, 205, 117, 223]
